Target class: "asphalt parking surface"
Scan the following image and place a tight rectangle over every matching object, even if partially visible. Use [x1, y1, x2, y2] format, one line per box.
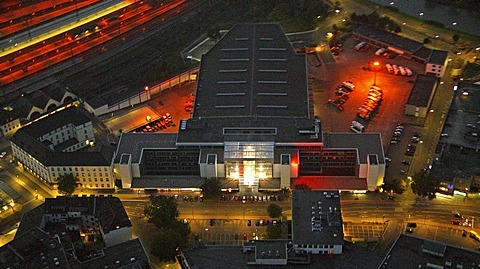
[310, 37, 425, 143]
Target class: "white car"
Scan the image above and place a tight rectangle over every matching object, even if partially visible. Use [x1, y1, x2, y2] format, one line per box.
[405, 67, 413, 76]
[398, 66, 407, 76]
[0, 152, 6, 158]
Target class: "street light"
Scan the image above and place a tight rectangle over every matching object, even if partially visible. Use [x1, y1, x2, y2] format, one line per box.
[373, 61, 380, 86]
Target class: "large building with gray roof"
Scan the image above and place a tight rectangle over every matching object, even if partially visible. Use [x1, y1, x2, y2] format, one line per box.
[113, 23, 385, 192]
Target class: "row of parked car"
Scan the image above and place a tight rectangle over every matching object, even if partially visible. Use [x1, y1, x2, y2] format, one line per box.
[133, 113, 173, 133]
[357, 86, 382, 120]
[221, 194, 285, 202]
[390, 122, 405, 144]
[374, 47, 397, 59]
[328, 81, 355, 111]
[247, 219, 281, 227]
[385, 63, 413, 76]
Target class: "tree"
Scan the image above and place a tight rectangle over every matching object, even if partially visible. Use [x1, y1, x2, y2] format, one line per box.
[267, 203, 283, 218]
[144, 195, 179, 228]
[383, 178, 406, 194]
[145, 196, 191, 262]
[200, 178, 222, 200]
[411, 170, 439, 200]
[264, 225, 282, 239]
[56, 174, 77, 196]
[423, 38, 431, 44]
[452, 34, 459, 43]
[150, 228, 182, 262]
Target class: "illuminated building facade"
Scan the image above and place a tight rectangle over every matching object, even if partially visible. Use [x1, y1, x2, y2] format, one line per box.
[10, 106, 115, 190]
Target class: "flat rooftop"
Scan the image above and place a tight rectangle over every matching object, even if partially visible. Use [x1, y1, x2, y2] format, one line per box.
[407, 74, 438, 107]
[382, 234, 480, 269]
[114, 132, 178, 163]
[176, 117, 322, 144]
[322, 132, 384, 164]
[292, 190, 343, 246]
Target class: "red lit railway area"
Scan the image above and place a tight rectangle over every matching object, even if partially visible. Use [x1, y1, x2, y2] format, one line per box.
[0, 0, 188, 88]
[0, 0, 104, 38]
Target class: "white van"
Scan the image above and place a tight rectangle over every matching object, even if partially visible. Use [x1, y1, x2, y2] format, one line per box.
[341, 81, 355, 91]
[385, 63, 393, 73]
[350, 121, 365, 133]
[355, 41, 366, 51]
[398, 66, 407, 76]
[375, 48, 386, 56]
[392, 65, 400, 75]
[405, 67, 413, 76]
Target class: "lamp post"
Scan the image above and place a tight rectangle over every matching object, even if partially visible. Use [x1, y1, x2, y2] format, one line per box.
[191, 202, 194, 220]
[373, 61, 380, 86]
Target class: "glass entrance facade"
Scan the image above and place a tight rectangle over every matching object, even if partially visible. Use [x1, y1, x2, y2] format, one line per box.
[224, 142, 274, 186]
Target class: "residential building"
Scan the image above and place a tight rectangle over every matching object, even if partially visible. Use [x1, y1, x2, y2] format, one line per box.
[0, 195, 150, 269]
[0, 84, 76, 137]
[10, 106, 115, 190]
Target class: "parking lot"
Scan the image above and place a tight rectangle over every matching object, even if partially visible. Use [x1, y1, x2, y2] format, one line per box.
[189, 219, 269, 246]
[307, 36, 430, 183]
[310, 37, 425, 144]
[343, 221, 388, 243]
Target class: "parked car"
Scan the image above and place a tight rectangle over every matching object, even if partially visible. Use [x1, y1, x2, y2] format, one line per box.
[405, 67, 413, 76]
[402, 160, 411, 165]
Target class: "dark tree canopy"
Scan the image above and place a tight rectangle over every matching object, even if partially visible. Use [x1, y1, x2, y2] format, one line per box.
[144, 195, 179, 228]
[264, 225, 282, 239]
[200, 178, 222, 200]
[350, 12, 401, 33]
[452, 34, 460, 42]
[411, 170, 439, 200]
[267, 203, 283, 218]
[56, 174, 77, 196]
[383, 178, 406, 194]
[144, 196, 191, 262]
[150, 228, 183, 263]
